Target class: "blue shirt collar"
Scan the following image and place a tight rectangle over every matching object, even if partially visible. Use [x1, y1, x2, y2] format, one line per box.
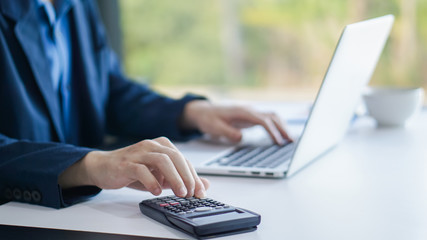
[35, 0, 74, 26]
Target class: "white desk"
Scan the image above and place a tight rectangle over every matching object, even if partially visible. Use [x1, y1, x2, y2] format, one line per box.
[1, 103, 426, 240]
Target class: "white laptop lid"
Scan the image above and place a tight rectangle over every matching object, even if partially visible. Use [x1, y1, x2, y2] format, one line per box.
[287, 15, 394, 177]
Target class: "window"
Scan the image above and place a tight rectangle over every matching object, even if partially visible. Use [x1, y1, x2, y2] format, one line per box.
[120, 0, 427, 102]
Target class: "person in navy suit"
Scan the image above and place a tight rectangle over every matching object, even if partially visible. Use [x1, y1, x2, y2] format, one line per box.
[0, 0, 290, 208]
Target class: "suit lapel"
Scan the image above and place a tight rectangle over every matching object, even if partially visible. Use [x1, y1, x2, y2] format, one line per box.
[13, 4, 66, 142]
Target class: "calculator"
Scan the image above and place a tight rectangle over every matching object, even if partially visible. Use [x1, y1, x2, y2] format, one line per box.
[139, 195, 261, 238]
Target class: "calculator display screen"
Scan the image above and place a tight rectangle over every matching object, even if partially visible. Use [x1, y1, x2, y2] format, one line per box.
[189, 210, 248, 225]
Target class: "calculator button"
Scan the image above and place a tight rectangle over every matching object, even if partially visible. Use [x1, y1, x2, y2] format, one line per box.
[170, 202, 180, 206]
[223, 205, 230, 208]
[215, 206, 223, 209]
[195, 207, 212, 212]
[159, 203, 169, 207]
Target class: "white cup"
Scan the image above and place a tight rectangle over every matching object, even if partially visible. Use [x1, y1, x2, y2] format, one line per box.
[363, 87, 424, 127]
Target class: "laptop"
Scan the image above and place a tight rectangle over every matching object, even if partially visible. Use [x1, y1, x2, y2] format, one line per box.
[195, 15, 395, 178]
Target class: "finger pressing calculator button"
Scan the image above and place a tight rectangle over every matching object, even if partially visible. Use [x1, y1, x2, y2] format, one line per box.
[195, 207, 212, 212]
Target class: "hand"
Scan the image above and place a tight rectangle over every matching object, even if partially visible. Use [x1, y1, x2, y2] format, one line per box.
[59, 137, 209, 198]
[181, 100, 292, 145]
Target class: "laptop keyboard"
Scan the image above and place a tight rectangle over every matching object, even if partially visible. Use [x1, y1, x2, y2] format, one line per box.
[208, 142, 296, 169]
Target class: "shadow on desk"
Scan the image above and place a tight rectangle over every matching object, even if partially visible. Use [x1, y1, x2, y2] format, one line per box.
[87, 200, 142, 219]
[0, 224, 177, 240]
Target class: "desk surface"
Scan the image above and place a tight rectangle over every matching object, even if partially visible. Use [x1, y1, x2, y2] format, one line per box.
[1, 103, 426, 240]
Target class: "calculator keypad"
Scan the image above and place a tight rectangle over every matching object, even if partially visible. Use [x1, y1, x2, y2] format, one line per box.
[148, 196, 229, 215]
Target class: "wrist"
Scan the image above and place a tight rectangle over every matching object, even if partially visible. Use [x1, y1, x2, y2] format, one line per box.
[59, 150, 103, 189]
[181, 100, 211, 130]
[79, 151, 103, 187]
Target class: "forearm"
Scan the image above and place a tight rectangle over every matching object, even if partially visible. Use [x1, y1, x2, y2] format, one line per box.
[106, 73, 205, 140]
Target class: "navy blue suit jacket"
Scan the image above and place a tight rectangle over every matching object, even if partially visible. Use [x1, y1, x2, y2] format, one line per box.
[0, 0, 202, 208]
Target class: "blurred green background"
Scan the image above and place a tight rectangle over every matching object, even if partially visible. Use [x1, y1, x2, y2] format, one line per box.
[119, 0, 427, 101]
